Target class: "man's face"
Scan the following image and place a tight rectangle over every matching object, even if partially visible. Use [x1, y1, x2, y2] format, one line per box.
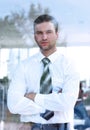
[34, 22, 58, 53]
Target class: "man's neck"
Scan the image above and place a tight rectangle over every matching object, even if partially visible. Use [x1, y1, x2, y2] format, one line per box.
[41, 48, 57, 57]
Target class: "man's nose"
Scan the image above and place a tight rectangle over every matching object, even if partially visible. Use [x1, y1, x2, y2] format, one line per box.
[42, 33, 47, 40]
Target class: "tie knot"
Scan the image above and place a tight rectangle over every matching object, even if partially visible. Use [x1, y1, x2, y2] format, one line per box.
[42, 57, 50, 66]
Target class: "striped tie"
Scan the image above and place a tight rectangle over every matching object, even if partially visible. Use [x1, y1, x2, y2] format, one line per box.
[40, 57, 52, 94]
[40, 57, 54, 120]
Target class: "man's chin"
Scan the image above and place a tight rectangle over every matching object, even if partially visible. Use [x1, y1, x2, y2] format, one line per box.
[40, 46, 49, 51]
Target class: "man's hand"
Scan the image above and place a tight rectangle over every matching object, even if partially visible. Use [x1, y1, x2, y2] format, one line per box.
[24, 92, 36, 101]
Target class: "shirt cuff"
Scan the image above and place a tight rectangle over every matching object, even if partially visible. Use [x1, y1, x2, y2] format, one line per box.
[34, 94, 44, 107]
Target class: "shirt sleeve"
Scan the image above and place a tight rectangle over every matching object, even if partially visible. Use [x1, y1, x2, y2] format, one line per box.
[7, 63, 44, 115]
[35, 60, 80, 112]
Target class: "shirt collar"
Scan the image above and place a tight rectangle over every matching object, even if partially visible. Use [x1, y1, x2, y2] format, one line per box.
[48, 50, 60, 63]
[37, 48, 60, 63]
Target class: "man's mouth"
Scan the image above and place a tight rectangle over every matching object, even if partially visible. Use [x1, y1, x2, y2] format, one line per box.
[41, 42, 48, 46]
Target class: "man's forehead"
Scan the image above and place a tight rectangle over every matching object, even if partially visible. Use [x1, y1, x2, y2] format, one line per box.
[35, 22, 55, 31]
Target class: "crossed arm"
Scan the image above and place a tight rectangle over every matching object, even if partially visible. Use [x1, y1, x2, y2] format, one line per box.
[25, 89, 62, 101]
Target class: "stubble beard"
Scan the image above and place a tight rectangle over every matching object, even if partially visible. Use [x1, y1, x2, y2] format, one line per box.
[39, 44, 56, 55]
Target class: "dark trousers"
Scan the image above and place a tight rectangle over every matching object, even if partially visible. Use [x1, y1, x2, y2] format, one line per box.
[31, 123, 68, 130]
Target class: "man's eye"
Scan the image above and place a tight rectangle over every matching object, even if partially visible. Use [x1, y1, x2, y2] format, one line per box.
[36, 32, 42, 35]
[47, 31, 52, 34]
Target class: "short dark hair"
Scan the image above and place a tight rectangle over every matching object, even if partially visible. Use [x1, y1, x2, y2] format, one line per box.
[34, 14, 59, 32]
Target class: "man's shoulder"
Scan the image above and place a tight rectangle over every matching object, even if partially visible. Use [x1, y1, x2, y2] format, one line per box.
[56, 50, 70, 63]
[23, 52, 40, 63]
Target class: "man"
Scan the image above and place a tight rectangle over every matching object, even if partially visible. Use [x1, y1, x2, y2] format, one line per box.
[7, 14, 79, 130]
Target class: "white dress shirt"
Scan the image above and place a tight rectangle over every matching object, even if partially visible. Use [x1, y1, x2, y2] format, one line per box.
[7, 49, 80, 130]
